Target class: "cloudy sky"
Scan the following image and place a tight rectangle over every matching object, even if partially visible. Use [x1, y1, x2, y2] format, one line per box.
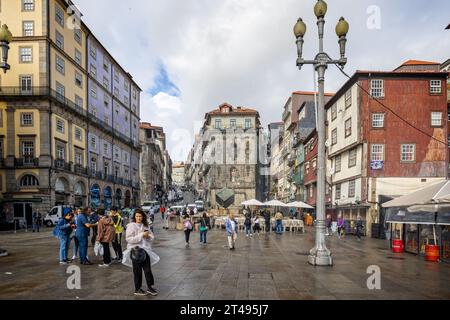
[75, 0, 450, 162]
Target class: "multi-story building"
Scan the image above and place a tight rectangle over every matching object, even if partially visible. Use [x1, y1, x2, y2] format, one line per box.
[163, 150, 173, 193]
[440, 58, 450, 173]
[172, 162, 185, 187]
[187, 103, 264, 210]
[268, 122, 283, 200]
[326, 62, 448, 236]
[139, 123, 166, 202]
[0, 0, 141, 224]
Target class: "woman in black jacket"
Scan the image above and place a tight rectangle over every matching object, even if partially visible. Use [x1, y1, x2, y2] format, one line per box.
[199, 212, 211, 245]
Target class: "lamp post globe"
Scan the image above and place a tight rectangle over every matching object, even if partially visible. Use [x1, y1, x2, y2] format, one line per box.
[293, 18, 307, 38]
[314, 0, 328, 18]
[0, 24, 12, 73]
[336, 17, 349, 37]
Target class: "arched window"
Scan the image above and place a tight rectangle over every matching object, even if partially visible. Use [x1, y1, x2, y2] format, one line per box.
[20, 175, 39, 187]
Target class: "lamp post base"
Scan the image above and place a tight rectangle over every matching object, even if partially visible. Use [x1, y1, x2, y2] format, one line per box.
[308, 248, 333, 266]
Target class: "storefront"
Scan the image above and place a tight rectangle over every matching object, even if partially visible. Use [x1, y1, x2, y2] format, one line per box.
[90, 184, 101, 209]
[115, 189, 122, 208]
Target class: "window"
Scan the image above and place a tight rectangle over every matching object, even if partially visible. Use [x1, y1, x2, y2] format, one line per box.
[331, 104, 337, 121]
[103, 76, 109, 89]
[23, 21, 34, 36]
[335, 155, 342, 173]
[20, 47, 32, 63]
[75, 151, 83, 165]
[371, 144, 384, 161]
[345, 118, 352, 137]
[104, 143, 108, 154]
[21, 113, 33, 126]
[55, 4, 64, 27]
[75, 128, 82, 141]
[104, 162, 109, 176]
[90, 86, 97, 99]
[133, 88, 137, 99]
[430, 80, 442, 94]
[104, 116, 109, 126]
[114, 87, 119, 97]
[345, 89, 352, 108]
[124, 81, 129, 92]
[20, 75, 32, 93]
[305, 162, 310, 175]
[56, 82, 65, 101]
[331, 129, 337, 145]
[372, 113, 385, 128]
[56, 55, 65, 74]
[103, 59, 109, 72]
[312, 158, 317, 170]
[371, 79, 384, 98]
[90, 64, 97, 78]
[74, 28, 81, 44]
[215, 119, 222, 129]
[75, 71, 83, 87]
[114, 69, 119, 82]
[431, 112, 442, 127]
[114, 147, 120, 159]
[56, 118, 65, 133]
[348, 180, 356, 198]
[124, 96, 129, 106]
[20, 175, 39, 187]
[124, 153, 129, 163]
[90, 137, 97, 149]
[22, 141, 34, 160]
[56, 145, 65, 160]
[335, 184, 341, 200]
[22, 0, 34, 11]
[310, 185, 314, 199]
[448, 135, 450, 148]
[401, 144, 415, 162]
[348, 148, 357, 168]
[245, 119, 252, 129]
[90, 46, 97, 60]
[55, 30, 64, 50]
[75, 95, 83, 109]
[104, 96, 109, 108]
[230, 119, 236, 128]
[91, 158, 97, 174]
[75, 49, 82, 65]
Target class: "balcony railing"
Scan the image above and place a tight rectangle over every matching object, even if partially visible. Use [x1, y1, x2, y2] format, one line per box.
[54, 159, 71, 171]
[15, 157, 39, 167]
[74, 164, 88, 175]
[0, 86, 138, 149]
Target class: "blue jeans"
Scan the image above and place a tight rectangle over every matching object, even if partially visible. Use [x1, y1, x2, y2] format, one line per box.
[276, 221, 283, 234]
[200, 230, 207, 243]
[245, 224, 252, 236]
[72, 236, 79, 258]
[59, 235, 71, 262]
[78, 235, 88, 263]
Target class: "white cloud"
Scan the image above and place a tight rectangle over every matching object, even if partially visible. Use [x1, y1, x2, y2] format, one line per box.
[75, 0, 450, 162]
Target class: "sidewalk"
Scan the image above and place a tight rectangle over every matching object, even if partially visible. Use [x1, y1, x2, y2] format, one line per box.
[0, 218, 449, 300]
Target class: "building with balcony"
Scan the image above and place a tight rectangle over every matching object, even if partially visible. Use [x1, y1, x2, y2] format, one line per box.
[172, 162, 185, 187]
[0, 0, 141, 224]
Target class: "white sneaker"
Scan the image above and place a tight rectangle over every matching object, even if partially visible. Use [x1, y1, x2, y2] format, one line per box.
[72, 256, 77, 260]
[98, 263, 111, 267]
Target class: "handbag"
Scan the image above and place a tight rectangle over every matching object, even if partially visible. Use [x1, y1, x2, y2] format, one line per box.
[130, 246, 146, 264]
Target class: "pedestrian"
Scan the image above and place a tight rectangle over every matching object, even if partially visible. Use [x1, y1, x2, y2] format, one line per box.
[123, 209, 159, 296]
[76, 207, 96, 265]
[89, 209, 100, 246]
[32, 210, 42, 232]
[289, 208, 295, 220]
[263, 208, 271, 233]
[199, 212, 211, 245]
[337, 214, 345, 240]
[326, 214, 332, 236]
[356, 215, 364, 241]
[160, 206, 166, 220]
[253, 214, 261, 236]
[275, 211, 284, 234]
[71, 208, 80, 261]
[96, 208, 115, 267]
[244, 210, 253, 238]
[225, 212, 238, 250]
[110, 207, 124, 262]
[183, 212, 193, 248]
[55, 211, 75, 265]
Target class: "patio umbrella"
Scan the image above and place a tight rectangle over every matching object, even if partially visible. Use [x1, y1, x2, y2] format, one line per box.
[264, 200, 287, 207]
[286, 201, 314, 209]
[241, 199, 264, 206]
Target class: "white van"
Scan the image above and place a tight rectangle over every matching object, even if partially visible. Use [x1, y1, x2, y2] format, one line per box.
[43, 206, 73, 227]
[142, 201, 160, 213]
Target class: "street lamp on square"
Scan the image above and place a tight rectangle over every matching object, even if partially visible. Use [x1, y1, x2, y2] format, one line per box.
[293, 0, 349, 266]
[0, 24, 12, 73]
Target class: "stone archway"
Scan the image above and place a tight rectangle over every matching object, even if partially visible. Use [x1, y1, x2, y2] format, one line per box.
[55, 177, 70, 206]
[90, 184, 101, 209]
[125, 190, 131, 208]
[74, 181, 87, 208]
[104, 186, 113, 210]
[115, 189, 122, 208]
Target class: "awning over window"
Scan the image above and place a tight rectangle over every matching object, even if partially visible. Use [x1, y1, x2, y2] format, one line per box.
[385, 208, 436, 225]
[437, 212, 450, 226]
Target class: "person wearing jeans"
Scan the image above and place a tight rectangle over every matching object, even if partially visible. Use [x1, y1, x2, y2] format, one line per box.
[57, 212, 74, 264]
[275, 211, 284, 234]
[76, 208, 95, 265]
[244, 211, 252, 238]
[183, 213, 193, 248]
[225, 212, 238, 250]
[199, 213, 210, 245]
[110, 207, 123, 261]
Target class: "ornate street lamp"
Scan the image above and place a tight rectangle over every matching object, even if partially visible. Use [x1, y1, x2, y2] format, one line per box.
[293, 0, 349, 266]
[0, 24, 12, 73]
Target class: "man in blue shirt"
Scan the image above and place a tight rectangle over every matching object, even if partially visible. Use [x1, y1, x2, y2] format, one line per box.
[76, 207, 96, 265]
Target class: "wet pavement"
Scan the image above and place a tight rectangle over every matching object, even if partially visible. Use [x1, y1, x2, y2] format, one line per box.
[0, 217, 449, 300]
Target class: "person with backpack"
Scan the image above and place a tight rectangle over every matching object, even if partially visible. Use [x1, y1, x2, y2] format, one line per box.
[96, 208, 115, 267]
[183, 212, 193, 248]
[199, 212, 211, 245]
[54, 211, 75, 265]
[244, 209, 253, 238]
[123, 209, 159, 296]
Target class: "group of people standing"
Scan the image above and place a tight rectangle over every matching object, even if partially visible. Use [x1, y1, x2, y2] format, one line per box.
[326, 214, 365, 241]
[54, 207, 159, 296]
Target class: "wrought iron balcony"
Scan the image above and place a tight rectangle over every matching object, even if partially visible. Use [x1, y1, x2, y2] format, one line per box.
[54, 159, 71, 171]
[15, 157, 39, 167]
[74, 164, 88, 175]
